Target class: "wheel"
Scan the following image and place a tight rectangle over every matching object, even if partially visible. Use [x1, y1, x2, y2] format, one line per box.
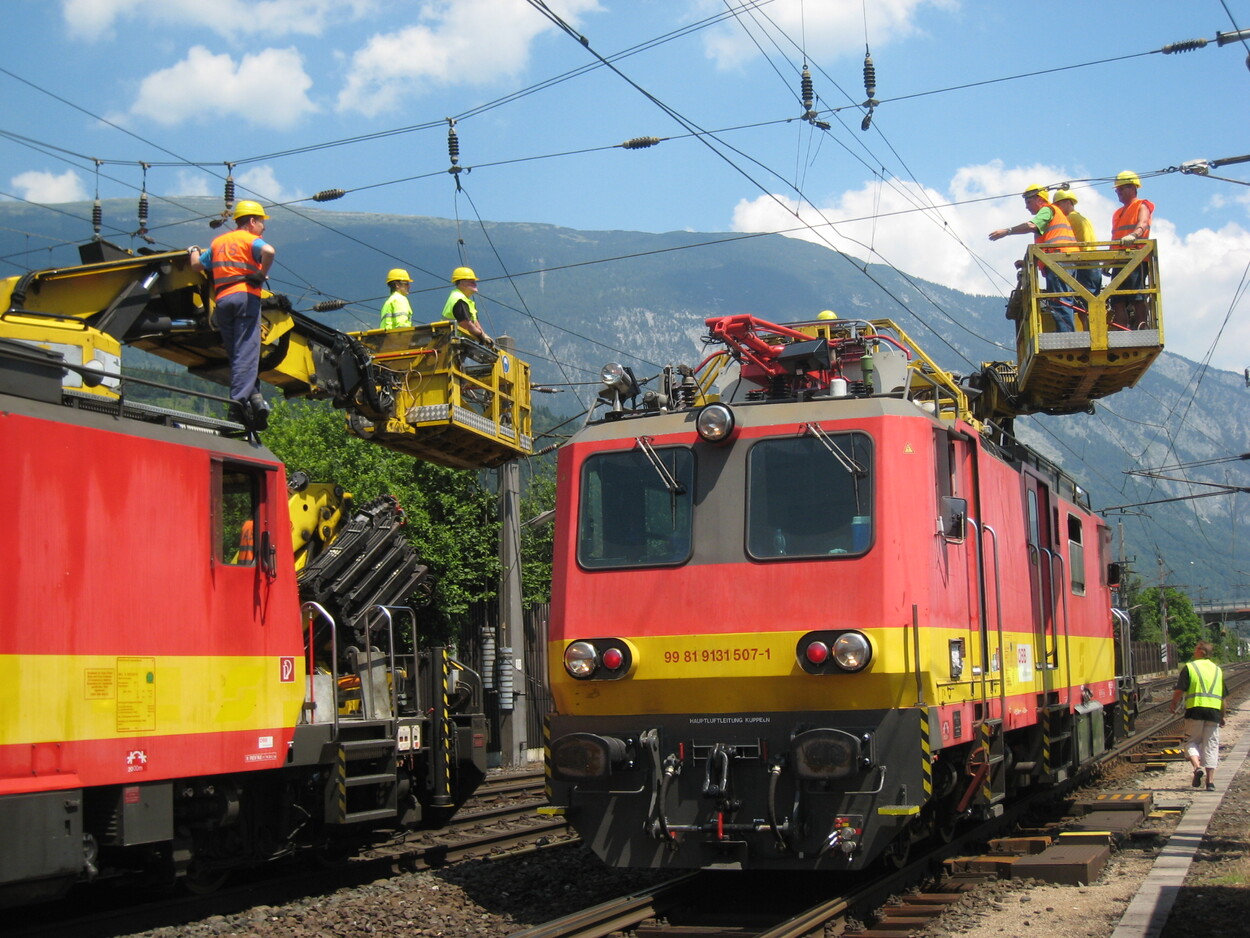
[879, 834, 911, 869]
[182, 864, 230, 895]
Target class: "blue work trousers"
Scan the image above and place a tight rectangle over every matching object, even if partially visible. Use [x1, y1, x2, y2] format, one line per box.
[215, 291, 262, 403]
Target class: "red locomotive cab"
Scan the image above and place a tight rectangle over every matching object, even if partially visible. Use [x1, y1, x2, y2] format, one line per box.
[0, 390, 306, 904]
[545, 315, 1127, 874]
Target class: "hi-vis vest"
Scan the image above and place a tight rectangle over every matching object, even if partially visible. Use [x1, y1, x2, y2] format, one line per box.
[1034, 202, 1079, 254]
[441, 288, 478, 330]
[1182, 658, 1224, 711]
[207, 229, 264, 299]
[1112, 198, 1155, 246]
[380, 292, 412, 329]
[237, 519, 254, 564]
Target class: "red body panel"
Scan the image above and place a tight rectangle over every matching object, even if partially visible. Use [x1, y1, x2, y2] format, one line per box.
[2, 401, 304, 792]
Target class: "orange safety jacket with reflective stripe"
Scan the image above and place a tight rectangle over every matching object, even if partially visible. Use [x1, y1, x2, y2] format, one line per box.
[207, 229, 264, 299]
[237, 519, 255, 563]
[1112, 198, 1154, 246]
[1034, 202, 1079, 254]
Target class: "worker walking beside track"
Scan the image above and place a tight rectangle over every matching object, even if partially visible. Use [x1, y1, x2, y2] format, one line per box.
[380, 268, 413, 329]
[442, 267, 492, 345]
[189, 200, 276, 431]
[1171, 641, 1226, 791]
[989, 184, 1080, 332]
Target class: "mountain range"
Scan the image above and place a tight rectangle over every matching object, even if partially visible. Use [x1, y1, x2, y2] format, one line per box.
[3, 197, 1248, 602]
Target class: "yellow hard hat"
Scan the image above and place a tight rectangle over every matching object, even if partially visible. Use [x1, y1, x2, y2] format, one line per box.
[233, 199, 268, 220]
[451, 266, 477, 283]
[386, 268, 412, 283]
[817, 310, 838, 320]
[1052, 188, 1078, 205]
[1022, 183, 1049, 201]
[1115, 170, 1141, 189]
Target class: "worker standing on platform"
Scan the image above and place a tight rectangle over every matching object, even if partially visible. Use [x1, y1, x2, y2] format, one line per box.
[1108, 171, 1154, 328]
[988, 184, 1079, 332]
[1053, 189, 1100, 326]
[380, 268, 413, 329]
[442, 267, 492, 344]
[189, 199, 276, 431]
[1171, 641, 1226, 791]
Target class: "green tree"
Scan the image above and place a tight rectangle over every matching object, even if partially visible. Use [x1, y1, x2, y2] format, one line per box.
[262, 399, 499, 644]
[519, 460, 556, 606]
[1134, 586, 1207, 658]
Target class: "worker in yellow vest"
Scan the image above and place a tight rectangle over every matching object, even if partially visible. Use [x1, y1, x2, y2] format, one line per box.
[380, 268, 413, 329]
[1170, 641, 1226, 791]
[442, 267, 491, 344]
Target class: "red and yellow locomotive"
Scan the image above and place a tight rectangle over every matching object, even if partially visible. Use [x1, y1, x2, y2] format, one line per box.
[545, 305, 1153, 871]
[0, 246, 534, 907]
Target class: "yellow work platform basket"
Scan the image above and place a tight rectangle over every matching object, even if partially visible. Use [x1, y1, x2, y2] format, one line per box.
[350, 321, 533, 469]
[999, 240, 1163, 415]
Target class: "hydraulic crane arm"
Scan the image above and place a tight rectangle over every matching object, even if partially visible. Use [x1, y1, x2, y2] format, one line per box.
[0, 245, 531, 468]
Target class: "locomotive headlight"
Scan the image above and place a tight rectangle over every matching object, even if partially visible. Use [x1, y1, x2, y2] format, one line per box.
[695, 402, 736, 442]
[600, 362, 635, 394]
[832, 632, 871, 671]
[791, 727, 864, 779]
[551, 732, 630, 779]
[564, 641, 598, 678]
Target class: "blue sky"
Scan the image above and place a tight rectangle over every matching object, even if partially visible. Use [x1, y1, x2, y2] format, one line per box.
[2, 0, 1249, 371]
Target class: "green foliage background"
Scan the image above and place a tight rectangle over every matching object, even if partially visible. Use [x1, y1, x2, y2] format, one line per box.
[258, 398, 561, 643]
[1121, 573, 1246, 663]
[262, 399, 500, 644]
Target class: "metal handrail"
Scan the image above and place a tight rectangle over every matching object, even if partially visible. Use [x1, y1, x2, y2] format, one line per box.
[301, 600, 338, 734]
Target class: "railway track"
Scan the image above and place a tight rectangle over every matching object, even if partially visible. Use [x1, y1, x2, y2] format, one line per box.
[508, 665, 1250, 938]
[5, 769, 562, 938]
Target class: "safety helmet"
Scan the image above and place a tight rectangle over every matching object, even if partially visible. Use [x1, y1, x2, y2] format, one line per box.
[233, 199, 269, 220]
[1115, 170, 1141, 189]
[1052, 188, 1078, 205]
[1022, 183, 1049, 201]
[451, 266, 478, 283]
[386, 268, 412, 284]
[817, 310, 839, 320]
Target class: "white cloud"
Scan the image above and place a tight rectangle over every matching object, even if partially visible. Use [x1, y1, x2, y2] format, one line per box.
[235, 165, 305, 207]
[336, 0, 602, 116]
[10, 169, 89, 203]
[62, 0, 375, 40]
[730, 161, 1250, 372]
[168, 170, 213, 198]
[129, 46, 317, 129]
[700, 0, 953, 70]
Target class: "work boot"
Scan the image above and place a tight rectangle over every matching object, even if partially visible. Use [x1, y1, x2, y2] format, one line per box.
[248, 393, 270, 431]
[227, 401, 247, 426]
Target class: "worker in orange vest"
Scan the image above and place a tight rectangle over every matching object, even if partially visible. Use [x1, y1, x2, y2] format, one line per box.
[189, 200, 276, 431]
[989, 184, 1080, 332]
[1108, 171, 1155, 328]
[237, 518, 255, 564]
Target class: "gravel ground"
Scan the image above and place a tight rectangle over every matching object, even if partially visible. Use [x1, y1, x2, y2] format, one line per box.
[117, 840, 671, 938]
[104, 696, 1248, 938]
[913, 696, 1250, 938]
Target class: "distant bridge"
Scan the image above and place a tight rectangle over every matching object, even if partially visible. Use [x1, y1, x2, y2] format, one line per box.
[1192, 600, 1250, 624]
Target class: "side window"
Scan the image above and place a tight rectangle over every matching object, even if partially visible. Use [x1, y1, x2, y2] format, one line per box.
[1067, 513, 1086, 596]
[1026, 490, 1039, 548]
[213, 461, 260, 566]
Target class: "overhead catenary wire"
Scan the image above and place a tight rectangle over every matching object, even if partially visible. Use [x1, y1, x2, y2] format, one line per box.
[4, 7, 1245, 557]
